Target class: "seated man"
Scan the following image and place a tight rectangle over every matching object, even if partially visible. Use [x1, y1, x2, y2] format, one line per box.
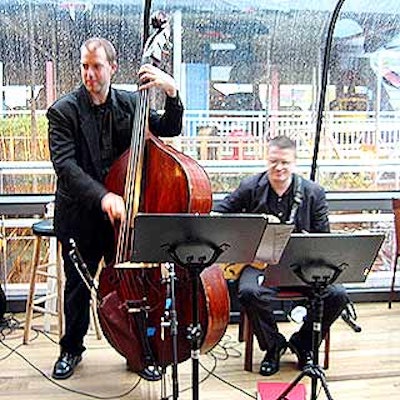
[213, 135, 349, 376]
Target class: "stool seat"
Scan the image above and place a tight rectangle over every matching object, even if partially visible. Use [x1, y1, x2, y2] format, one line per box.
[32, 219, 55, 236]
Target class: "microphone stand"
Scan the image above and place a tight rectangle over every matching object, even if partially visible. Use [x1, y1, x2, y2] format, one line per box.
[160, 262, 180, 400]
[69, 239, 98, 295]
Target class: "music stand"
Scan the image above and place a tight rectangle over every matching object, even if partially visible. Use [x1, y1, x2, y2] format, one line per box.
[132, 213, 291, 400]
[274, 232, 385, 400]
[266, 232, 385, 287]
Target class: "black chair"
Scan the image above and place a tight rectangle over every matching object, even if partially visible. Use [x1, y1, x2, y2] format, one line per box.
[238, 290, 331, 372]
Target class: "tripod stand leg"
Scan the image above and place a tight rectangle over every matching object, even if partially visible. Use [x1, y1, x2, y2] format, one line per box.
[278, 365, 334, 400]
[316, 372, 334, 400]
[188, 269, 203, 400]
[160, 263, 180, 400]
[192, 349, 200, 400]
[276, 371, 307, 400]
[169, 264, 180, 400]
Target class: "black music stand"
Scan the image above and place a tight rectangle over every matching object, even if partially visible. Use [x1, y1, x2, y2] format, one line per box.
[274, 233, 385, 400]
[132, 213, 291, 400]
[264, 232, 385, 288]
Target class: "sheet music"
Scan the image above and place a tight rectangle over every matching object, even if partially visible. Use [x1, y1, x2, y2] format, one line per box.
[254, 223, 294, 264]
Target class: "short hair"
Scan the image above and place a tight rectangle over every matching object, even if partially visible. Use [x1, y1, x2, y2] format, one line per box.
[81, 38, 117, 64]
[268, 135, 296, 151]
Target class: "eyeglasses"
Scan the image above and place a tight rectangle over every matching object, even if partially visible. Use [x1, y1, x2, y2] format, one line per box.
[268, 160, 293, 168]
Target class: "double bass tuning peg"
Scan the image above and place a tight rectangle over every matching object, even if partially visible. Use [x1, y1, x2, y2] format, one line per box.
[142, 11, 171, 66]
[151, 11, 168, 29]
[162, 46, 171, 57]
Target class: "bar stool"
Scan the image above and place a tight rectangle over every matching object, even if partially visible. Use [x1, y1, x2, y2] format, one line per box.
[23, 218, 63, 344]
[23, 219, 103, 343]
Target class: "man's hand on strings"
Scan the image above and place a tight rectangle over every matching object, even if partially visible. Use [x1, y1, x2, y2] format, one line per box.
[101, 192, 126, 225]
[138, 64, 177, 98]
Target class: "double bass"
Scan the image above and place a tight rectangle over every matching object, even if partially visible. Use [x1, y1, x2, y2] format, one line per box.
[97, 13, 230, 373]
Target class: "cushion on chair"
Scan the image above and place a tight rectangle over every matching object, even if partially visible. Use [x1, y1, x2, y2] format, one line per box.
[32, 219, 55, 237]
[276, 290, 305, 299]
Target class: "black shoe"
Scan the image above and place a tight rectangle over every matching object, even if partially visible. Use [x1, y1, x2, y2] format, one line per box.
[52, 352, 82, 380]
[137, 365, 162, 381]
[288, 335, 313, 370]
[259, 340, 287, 376]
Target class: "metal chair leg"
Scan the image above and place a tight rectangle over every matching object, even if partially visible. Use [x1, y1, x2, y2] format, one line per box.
[389, 254, 398, 309]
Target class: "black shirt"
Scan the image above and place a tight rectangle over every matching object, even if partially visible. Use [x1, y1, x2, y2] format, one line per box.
[92, 98, 114, 179]
[267, 181, 294, 223]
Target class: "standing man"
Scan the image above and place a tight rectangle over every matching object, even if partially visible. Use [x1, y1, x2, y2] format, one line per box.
[48, 38, 183, 380]
[214, 135, 349, 376]
[0, 284, 6, 324]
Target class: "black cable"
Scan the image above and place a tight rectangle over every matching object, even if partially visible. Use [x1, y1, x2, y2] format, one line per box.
[0, 328, 142, 400]
[200, 352, 256, 399]
[210, 333, 242, 360]
[0, 314, 21, 342]
[163, 333, 250, 399]
[33, 326, 59, 345]
[310, 0, 347, 181]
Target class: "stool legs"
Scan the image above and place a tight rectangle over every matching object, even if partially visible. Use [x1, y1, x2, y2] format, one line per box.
[239, 308, 254, 371]
[23, 236, 42, 344]
[323, 329, 330, 370]
[24, 233, 102, 344]
[389, 254, 399, 309]
[23, 237, 63, 344]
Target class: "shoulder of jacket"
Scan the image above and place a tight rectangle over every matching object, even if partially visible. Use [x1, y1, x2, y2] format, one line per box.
[49, 87, 82, 111]
[245, 171, 267, 185]
[299, 175, 325, 192]
[111, 87, 138, 105]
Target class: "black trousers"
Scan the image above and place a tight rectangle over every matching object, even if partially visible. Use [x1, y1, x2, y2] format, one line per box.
[58, 215, 114, 356]
[0, 284, 6, 320]
[238, 266, 349, 354]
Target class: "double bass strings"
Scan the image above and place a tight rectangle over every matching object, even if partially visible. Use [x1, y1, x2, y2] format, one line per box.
[115, 88, 149, 265]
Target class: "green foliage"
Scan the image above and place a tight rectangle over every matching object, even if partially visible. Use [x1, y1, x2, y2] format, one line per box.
[0, 115, 49, 161]
[319, 172, 377, 191]
[210, 170, 380, 194]
[209, 172, 253, 193]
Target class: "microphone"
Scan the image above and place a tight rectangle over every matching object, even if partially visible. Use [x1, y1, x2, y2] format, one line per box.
[68, 238, 97, 292]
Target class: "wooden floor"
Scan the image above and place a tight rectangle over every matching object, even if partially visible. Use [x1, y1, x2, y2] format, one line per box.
[0, 302, 399, 400]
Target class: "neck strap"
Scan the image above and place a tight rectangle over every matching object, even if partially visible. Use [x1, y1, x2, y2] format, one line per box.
[287, 174, 302, 224]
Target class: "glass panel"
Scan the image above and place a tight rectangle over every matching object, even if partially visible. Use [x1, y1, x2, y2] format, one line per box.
[320, 1, 400, 192]
[0, 0, 398, 290]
